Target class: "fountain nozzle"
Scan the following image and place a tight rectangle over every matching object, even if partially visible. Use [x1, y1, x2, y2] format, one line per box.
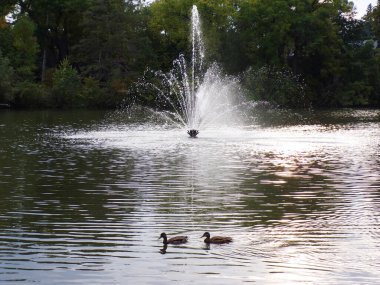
[187, 129, 199, 138]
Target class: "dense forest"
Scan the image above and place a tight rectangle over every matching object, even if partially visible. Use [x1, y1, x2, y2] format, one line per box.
[1, 0, 380, 109]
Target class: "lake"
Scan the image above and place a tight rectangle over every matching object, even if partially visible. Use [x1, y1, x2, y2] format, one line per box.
[0, 109, 379, 284]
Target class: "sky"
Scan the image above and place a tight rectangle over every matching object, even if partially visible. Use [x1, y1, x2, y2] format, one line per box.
[352, 0, 377, 17]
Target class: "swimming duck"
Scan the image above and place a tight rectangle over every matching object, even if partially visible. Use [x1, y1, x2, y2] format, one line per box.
[201, 232, 232, 244]
[159, 232, 188, 244]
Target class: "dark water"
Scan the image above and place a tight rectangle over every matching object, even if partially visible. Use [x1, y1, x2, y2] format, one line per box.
[0, 109, 379, 284]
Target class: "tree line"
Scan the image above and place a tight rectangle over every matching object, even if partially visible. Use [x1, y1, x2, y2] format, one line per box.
[1, 0, 380, 109]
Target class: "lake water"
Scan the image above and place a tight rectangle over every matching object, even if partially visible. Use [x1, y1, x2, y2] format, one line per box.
[0, 109, 379, 284]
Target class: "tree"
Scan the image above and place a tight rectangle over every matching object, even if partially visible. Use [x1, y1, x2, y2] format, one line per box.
[5, 0, 89, 78]
[369, 0, 380, 41]
[147, 0, 242, 72]
[0, 50, 14, 103]
[72, 1, 145, 84]
[10, 16, 39, 81]
[147, 0, 193, 70]
[236, 0, 294, 67]
[51, 58, 81, 108]
[236, 0, 355, 106]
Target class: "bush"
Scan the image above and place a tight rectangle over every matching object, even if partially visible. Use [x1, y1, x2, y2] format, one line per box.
[13, 82, 49, 108]
[51, 58, 82, 108]
[81, 77, 106, 108]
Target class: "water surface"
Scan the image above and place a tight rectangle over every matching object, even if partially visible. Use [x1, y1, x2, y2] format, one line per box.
[0, 109, 379, 284]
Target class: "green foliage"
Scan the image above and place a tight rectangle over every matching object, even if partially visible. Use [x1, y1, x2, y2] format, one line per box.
[194, 0, 239, 64]
[13, 82, 49, 108]
[1, 0, 380, 109]
[51, 58, 81, 108]
[0, 0, 15, 17]
[80, 77, 106, 108]
[72, 0, 140, 82]
[147, 0, 192, 70]
[11, 16, 39, 81]
[369, 2, 380, 41]
[242, 66, 309, 108]
[12, 0, 90, 66]
[336, 40, 380, 107]
[237, 0, 293, 66]
[0, 21, 13, 56]
[235, 0, 356, 106]
[148, 0, 242, 70]
[0, 50, 14, 103]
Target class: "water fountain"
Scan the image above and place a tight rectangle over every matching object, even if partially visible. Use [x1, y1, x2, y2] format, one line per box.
[136, 5, 248, 138]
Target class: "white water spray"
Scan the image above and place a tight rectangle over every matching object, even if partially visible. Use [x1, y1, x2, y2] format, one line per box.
[138, 5, 249, 132]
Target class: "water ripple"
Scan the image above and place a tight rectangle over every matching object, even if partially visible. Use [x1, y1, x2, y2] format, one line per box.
[0, 110, 380, 284]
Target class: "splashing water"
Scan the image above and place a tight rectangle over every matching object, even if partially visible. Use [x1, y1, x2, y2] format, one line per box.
[133, 5, 252, 133]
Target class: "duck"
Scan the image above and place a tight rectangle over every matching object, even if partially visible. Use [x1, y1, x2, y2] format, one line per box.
[201, 232, 232, 244]
[159, 232, 188, 245]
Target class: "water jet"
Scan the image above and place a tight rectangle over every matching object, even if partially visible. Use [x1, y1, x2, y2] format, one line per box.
[187, 129, 199, 138]
[136, 5, 249, 136]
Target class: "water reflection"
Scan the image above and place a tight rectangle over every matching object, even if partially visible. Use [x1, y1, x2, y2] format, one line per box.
[0, 110, 379, 284]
